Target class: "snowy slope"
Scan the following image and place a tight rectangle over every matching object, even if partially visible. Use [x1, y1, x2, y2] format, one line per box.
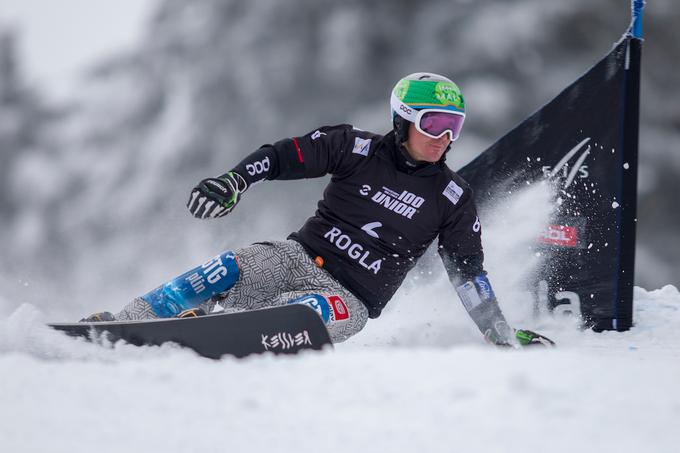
[1, 284, 679, 453]
[3, 179, 678, 453]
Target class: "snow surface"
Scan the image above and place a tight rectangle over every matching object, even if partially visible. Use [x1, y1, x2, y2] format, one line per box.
[1, 285, 679, 453]
[1, 183, 679, 453]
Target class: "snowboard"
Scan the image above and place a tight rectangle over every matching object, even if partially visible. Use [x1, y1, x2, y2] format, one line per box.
[49, 304, 332, 359]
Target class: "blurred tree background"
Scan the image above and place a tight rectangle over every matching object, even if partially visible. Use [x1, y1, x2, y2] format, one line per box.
[0, 0, 677, 317]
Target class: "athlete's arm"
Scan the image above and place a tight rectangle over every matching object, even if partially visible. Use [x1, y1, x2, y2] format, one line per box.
[438, 189, 554, 347]
[231, 124, 358, 186]
[440, 251, 517, 346]
[187, 125, 358, 218]
[437, 186, 517, 345]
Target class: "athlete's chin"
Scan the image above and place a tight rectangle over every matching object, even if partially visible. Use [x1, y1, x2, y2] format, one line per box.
[422, 147, 447, 162]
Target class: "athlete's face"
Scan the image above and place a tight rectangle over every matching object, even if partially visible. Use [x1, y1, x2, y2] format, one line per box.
[404, 123, 451, 163]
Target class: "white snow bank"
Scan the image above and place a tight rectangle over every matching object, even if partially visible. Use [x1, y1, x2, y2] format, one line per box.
[0, 285, 679, 453]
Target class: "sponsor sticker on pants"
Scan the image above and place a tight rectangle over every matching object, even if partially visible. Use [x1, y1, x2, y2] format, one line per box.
[328, 295, 349, 321]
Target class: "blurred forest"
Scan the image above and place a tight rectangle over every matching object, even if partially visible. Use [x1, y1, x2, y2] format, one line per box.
[0, 0, 677, 317]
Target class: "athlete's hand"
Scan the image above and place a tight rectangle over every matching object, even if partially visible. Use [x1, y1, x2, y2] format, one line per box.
[187, 171, 247, 219]
[514, 329, 555, 347]
[485, 324, 555, 348]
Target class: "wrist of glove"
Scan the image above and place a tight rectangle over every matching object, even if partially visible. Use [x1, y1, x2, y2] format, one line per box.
[187, 171, 247, 219]
[484, 324, 555, 348]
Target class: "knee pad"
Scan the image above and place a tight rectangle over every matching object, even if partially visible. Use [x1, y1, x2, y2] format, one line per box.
[287, 293, 350, 325]
[142, 251, 240, 318]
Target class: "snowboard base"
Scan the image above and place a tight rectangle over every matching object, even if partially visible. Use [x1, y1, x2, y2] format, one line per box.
[49, 305, 332, 359]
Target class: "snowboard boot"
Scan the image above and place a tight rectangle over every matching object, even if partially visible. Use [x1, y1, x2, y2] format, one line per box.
[79, 311, 115, 323]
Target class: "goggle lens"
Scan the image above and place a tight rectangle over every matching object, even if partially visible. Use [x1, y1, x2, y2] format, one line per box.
[418, 111, 465, 141]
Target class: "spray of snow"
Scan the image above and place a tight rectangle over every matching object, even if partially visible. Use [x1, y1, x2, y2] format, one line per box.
[342, 180, 558, 348]
[479, 181, 557, 323]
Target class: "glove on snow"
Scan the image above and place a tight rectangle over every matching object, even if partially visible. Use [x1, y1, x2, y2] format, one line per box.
[485, 326, 555, 348]
[187, 171, 247, 219]
[514, 329, 555, 347]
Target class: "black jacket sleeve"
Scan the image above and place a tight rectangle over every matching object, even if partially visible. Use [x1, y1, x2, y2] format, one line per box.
[230, 124, 359, 188]
[437, 180, 513, 342]
[437, 185, 484, 283]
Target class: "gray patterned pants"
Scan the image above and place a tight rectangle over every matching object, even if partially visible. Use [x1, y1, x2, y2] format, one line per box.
[115, 240, 369, 343]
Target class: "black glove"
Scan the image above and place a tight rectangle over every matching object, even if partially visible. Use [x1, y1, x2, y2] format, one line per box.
[187, 171, 247, 219]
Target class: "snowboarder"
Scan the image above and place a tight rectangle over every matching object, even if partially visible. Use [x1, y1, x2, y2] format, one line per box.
[83, 72, 553, 347]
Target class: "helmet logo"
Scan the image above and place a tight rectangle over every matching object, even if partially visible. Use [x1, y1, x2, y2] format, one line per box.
[435, 83, 464, 109]
[399, 104, 413, 115]
[394, 79, 409, 99]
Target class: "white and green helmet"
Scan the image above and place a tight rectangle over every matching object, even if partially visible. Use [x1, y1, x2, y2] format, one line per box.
[390, 72, 466, 144]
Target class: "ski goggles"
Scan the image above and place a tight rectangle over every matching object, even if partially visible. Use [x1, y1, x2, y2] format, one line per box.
[414, 109, 466, 141]
[391, 93, 466, 141]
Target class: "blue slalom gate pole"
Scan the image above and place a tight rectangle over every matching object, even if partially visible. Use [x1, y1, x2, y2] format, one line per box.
[630, 0, 646, 38]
